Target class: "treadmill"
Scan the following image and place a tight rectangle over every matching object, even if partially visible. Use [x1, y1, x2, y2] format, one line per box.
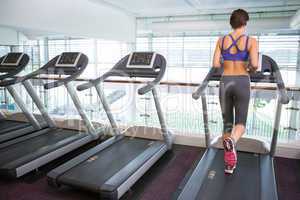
[0, 52, 46, 143]
[47, 52, 174, 200]
[0, 52, 100, 178]
[175, 55, 289, 200]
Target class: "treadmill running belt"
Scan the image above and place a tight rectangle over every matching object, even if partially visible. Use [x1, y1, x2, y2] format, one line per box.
[0, 129, 83, 169]
[0, 120, 30, 135]
[196, 150, 260, 200]
[58, 137, 156, 192]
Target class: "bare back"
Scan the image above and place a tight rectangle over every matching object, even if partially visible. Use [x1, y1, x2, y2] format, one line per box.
[213, 33, 259, 75]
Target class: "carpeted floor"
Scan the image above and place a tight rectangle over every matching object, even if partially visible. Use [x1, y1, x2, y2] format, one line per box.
[275, 157, 300, 200]
[0, 145, 299, 200]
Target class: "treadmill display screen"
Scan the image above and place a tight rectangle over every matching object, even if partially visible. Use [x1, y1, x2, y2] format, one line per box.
[1, 53, 24, 66]
[127, 52, 155, 68]
[55, 52, 81, 67]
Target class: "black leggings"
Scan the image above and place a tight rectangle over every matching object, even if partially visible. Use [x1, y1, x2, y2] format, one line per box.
[219, 75, 250, 134]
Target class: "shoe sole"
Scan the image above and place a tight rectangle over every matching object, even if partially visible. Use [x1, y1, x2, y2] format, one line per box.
[224, 166, 236, 174]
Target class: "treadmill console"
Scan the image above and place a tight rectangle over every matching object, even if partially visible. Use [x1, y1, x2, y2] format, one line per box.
[55, 52, 82, 67]
[127, 52, 156, 69]
[1, 53, 24, 66]
[0, 53, 29, 79]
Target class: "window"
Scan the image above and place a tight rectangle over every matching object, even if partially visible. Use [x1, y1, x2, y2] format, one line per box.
[258, 35, 299, 69]
[136, 37, 149, 51]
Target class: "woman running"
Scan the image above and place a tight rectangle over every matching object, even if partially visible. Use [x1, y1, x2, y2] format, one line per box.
[212, 9, 259, 174]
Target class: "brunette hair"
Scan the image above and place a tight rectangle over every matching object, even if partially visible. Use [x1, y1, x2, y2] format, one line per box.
[230, 9, 249, 29]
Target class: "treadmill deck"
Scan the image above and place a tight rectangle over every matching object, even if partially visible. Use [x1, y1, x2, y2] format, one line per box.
[196, 150, 260, 200]
[56, 137, 165, 192]
[0, 120, 31, 135]
[0, 129, 87, 173]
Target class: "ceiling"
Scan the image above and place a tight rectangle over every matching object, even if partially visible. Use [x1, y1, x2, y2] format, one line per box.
[93, 0, 300, 17]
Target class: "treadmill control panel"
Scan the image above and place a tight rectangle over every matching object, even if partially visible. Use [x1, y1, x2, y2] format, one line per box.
[127, 52, 156, 69]
[55, 52, 82, 67]
[1, 53, 24, 66]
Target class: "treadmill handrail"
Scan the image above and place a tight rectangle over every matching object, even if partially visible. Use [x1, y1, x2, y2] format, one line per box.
[192, 55, 289, 104]
[77, 71, 121, 91]
[0, 53, 88, 89]
[77, 70, 164, 96]
[0, 70, 41, 87]
[44, 69, 84, 89]
[137, 54, 167, 95]
[0, 76, 20, 87]
[77, 64, 166, 95]
[192, 67, 217, 100]
[138, 72, 165, 95]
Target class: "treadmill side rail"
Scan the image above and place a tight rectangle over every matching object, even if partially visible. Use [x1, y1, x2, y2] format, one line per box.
[2, 133, 87, 169]
[0, 128, 52, 149]
[260, 155, 278, 200]
[177, 148, 218, 200]
[101, 141, 167, 199]
[47, 135, 123, 182]
[0, 123, 33, 143]
[3, 133, 92, 178]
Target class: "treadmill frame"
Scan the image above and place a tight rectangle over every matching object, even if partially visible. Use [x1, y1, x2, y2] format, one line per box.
[0, 53, 44, 143]
[176, 55, 289, 200]
[48, 84, 171, 199]
[47, 52, 173, 200]
[0, 53, 100, 178]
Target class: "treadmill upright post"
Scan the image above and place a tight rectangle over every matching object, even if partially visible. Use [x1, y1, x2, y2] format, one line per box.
[22, 80, 56, 128]
[65, 82, 97, 136]
[94, 83, 120, 136]
[6, 85, 41, 130]
[152, 87, 173, 149]
[270, 99, 282, 157]
[201, 94, 211, 147]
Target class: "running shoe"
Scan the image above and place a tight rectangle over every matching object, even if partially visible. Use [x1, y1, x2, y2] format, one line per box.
[223, 137, 237, 174]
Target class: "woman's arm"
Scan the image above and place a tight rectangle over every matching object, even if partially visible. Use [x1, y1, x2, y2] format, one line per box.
[212, 37, 222, 68]
[249, 37, 259, 70]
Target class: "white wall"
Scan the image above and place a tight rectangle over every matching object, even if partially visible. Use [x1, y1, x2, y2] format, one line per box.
[139, 17, 292, 35]
[0, 26, 20, 45]
[0, 0, 136, 42]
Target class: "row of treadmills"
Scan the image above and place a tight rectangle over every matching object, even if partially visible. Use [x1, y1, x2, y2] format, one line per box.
[0, 51, 288, 200]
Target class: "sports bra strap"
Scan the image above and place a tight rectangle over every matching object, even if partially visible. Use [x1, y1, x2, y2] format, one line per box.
[235, 34, 245, 43]
[223, 34, 247, 51]
[228, 34, 235, 43]
[226, 34, 236, 50]
[221, 34, 249, 61]
[221, 36, 225, 51]
[229, 34, 245, 45]
[245, 36, 249, 50]
[222, 34, 249, 51]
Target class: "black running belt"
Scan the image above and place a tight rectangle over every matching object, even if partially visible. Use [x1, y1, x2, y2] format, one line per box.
[0, 129, 83, 169]
[196, 150, 260, 200]
[58, 137, 155, 192]
[0, 120, 30, 135]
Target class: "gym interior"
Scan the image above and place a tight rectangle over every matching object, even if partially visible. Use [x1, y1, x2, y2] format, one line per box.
[0, 0, 299, 200]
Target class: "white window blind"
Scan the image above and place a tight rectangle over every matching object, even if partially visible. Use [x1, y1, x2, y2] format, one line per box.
[258, 35, 299, 69]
